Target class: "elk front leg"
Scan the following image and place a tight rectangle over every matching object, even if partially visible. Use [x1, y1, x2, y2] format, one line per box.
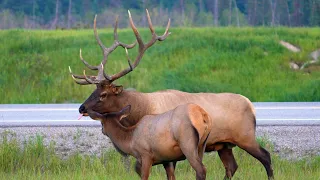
[140, 157, 153, 180]
[135, 160, 142, 177]
[163, 161, 177, 180]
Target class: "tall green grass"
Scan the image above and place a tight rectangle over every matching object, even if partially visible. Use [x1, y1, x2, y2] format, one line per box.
[0, 134, 319, 180]
[0, 27, 319, 103]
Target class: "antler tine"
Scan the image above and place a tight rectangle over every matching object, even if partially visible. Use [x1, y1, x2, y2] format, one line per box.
[69, 66, 92, 79]
[128, 10, 145, 50]
[158, 18, 171, 41]
[93, 15, 107, 52]
[115, 13, 137, 49]
[146, 9, 155, 35]
[70, 11, 169, 85]
[101, 14, 136, 76]
[109, 15, 137, 52]
[83, 70, 96, 84]
[145, 9, 171, 48]
[69, 51, 98, 84]
[80, 49, 99, 70]
[69, 66, 83, 79]
[73, 78, 92, 85]
[113, 16, 119, 41]
[125, 48, 133, 70]
[93, 14, 110, 69]
[68, 66, 91, 85]
[108, 10, 170, 82]
[108, 48, 133, 81]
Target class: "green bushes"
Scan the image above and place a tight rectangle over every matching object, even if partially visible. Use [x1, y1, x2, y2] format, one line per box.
[0, 27, 319, 103]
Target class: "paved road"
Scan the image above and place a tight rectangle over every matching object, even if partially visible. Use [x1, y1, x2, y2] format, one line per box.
[0, 102, 319, 127]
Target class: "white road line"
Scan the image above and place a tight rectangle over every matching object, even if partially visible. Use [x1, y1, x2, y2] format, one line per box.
[257, 118, 320, 121]
[0, 107, 319, 112]
[255, 107, 320, 110]
[0, 108, 78, 112]
[1, 120, 94, 122]
[2, 118, 320, 123]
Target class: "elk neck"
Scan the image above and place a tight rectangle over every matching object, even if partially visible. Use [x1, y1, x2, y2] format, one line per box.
[103, 115, 137, 156]
[116, 90, 153, 125]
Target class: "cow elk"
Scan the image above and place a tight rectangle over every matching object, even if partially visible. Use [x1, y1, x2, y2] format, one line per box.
[69, 10, 274, 180]
[89, 103, 211, 180]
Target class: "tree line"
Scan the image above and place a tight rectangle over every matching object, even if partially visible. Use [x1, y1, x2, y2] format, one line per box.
[0, 0, 319, 29]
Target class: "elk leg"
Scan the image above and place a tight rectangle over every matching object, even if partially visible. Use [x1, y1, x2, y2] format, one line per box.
[134, 160, 142, 177]
[183, 149, 207, 180]
[140, 157, 153, 180]
[239, 142, 274, 180]
[218, 147, 238, 180]
[163, 161, 177, 180]
[180, 134, 207, 180]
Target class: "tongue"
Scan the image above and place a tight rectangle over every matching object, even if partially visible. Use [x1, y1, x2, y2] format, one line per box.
[78, 114, 84, 120]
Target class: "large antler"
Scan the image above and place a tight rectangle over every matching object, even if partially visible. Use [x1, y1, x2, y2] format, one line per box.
[69, 9, 171, 85]
[108, 9, 171, 82]
[69, 15, 136, 85]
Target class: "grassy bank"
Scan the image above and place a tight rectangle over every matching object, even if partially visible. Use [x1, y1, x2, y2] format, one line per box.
[0, 134, 319, 180]
[0, 27, 319, 103]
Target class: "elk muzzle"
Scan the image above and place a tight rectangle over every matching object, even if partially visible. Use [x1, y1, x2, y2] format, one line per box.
[79, 104, 88, 115]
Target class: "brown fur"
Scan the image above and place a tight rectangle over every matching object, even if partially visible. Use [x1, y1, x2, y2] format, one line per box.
[71, 10, 272, 178]
[89, 103, 211, 180]
[80, 87, 274, 179]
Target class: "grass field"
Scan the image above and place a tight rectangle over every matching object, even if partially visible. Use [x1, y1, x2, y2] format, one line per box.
[1, 28, 319, 179]
[0, 134, 320, 180]
[0, 27, 319, 103]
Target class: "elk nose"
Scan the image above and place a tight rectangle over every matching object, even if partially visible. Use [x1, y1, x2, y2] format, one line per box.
[79, 105, 86, 113]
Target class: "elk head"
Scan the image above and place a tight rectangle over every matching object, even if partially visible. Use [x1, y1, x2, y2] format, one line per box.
[69, 10, 171, 116]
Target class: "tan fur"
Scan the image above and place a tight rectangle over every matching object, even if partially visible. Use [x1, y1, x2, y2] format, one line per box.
[81, 88, 273, 179]
[89, 103, 211, 180]
[74, 10, 273, 178]
[187, 104, 211, 146]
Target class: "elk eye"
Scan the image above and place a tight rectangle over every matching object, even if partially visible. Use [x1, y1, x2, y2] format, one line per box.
[100, 92, 107, 101]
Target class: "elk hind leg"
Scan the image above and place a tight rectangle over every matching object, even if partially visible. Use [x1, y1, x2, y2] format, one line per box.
[239, 141, 274, 180]
[182, 146, 207, 180]
[180, 128, 206, 180]
[218, 147, 238, 180]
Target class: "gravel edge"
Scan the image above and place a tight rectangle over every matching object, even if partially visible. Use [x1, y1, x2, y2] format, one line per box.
[1, 126, 320, 160]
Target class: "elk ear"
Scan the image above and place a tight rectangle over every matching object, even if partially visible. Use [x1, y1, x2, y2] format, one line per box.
[119, 105, 131, 120]
[112, 85, 123, 95]
[88, 111, 104, 121]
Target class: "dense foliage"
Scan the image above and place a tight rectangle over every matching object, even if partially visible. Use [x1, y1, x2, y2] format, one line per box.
[1, 0, 320, 29]
[0, 27, 319, 103]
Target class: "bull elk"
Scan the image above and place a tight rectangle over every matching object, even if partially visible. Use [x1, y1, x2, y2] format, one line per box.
[89, 103, 211, 180]
[69, 10, 274, 179]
